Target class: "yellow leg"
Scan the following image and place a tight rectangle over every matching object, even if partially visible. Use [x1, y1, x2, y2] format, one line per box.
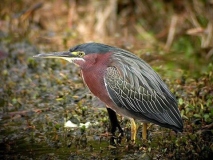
[130, 118, 137, 142]
[142, 123, 147, 140]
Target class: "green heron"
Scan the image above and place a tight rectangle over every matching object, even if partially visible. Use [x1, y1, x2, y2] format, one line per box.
[34, 43, 183, 144]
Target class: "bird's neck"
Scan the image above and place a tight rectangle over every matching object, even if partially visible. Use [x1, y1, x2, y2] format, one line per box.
[80, 52, 115, 107]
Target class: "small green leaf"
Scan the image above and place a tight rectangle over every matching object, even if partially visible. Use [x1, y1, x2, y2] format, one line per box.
[193, 114, 201, 118]
[178, 98, 184, 105]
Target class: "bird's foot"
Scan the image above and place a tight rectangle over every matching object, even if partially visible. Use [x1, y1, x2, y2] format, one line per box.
[109, 134, 123, 146]
[109, 130, 124, 146]
[125, 140, 139, 151]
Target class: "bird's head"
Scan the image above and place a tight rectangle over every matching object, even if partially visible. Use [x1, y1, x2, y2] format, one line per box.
[34, 43, 114, 68]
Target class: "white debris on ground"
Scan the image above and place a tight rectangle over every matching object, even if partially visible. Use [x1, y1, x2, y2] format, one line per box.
[64, 120, 98, 128]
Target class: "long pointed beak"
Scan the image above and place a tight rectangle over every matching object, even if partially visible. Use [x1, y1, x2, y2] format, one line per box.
[33, 51, 74, 58]
[33, 51, 84, 63]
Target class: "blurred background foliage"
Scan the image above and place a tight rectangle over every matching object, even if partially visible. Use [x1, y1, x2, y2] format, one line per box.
[1, 0, 213, 75]
[0, 0, 213, 159]
[0, 0, 213, 54]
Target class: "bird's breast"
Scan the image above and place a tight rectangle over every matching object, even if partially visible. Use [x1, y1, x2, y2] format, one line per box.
[81, 68, 114, 107]
[80, 53, 116, 108]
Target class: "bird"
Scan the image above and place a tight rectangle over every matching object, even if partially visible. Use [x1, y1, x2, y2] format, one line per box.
[34, 42, 183, 144]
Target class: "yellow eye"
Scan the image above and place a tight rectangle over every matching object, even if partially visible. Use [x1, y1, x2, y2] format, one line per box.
[78, 51, 85, 57]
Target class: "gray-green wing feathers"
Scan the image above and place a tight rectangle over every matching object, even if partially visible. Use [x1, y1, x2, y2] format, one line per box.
[104, 50, 183, 132]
